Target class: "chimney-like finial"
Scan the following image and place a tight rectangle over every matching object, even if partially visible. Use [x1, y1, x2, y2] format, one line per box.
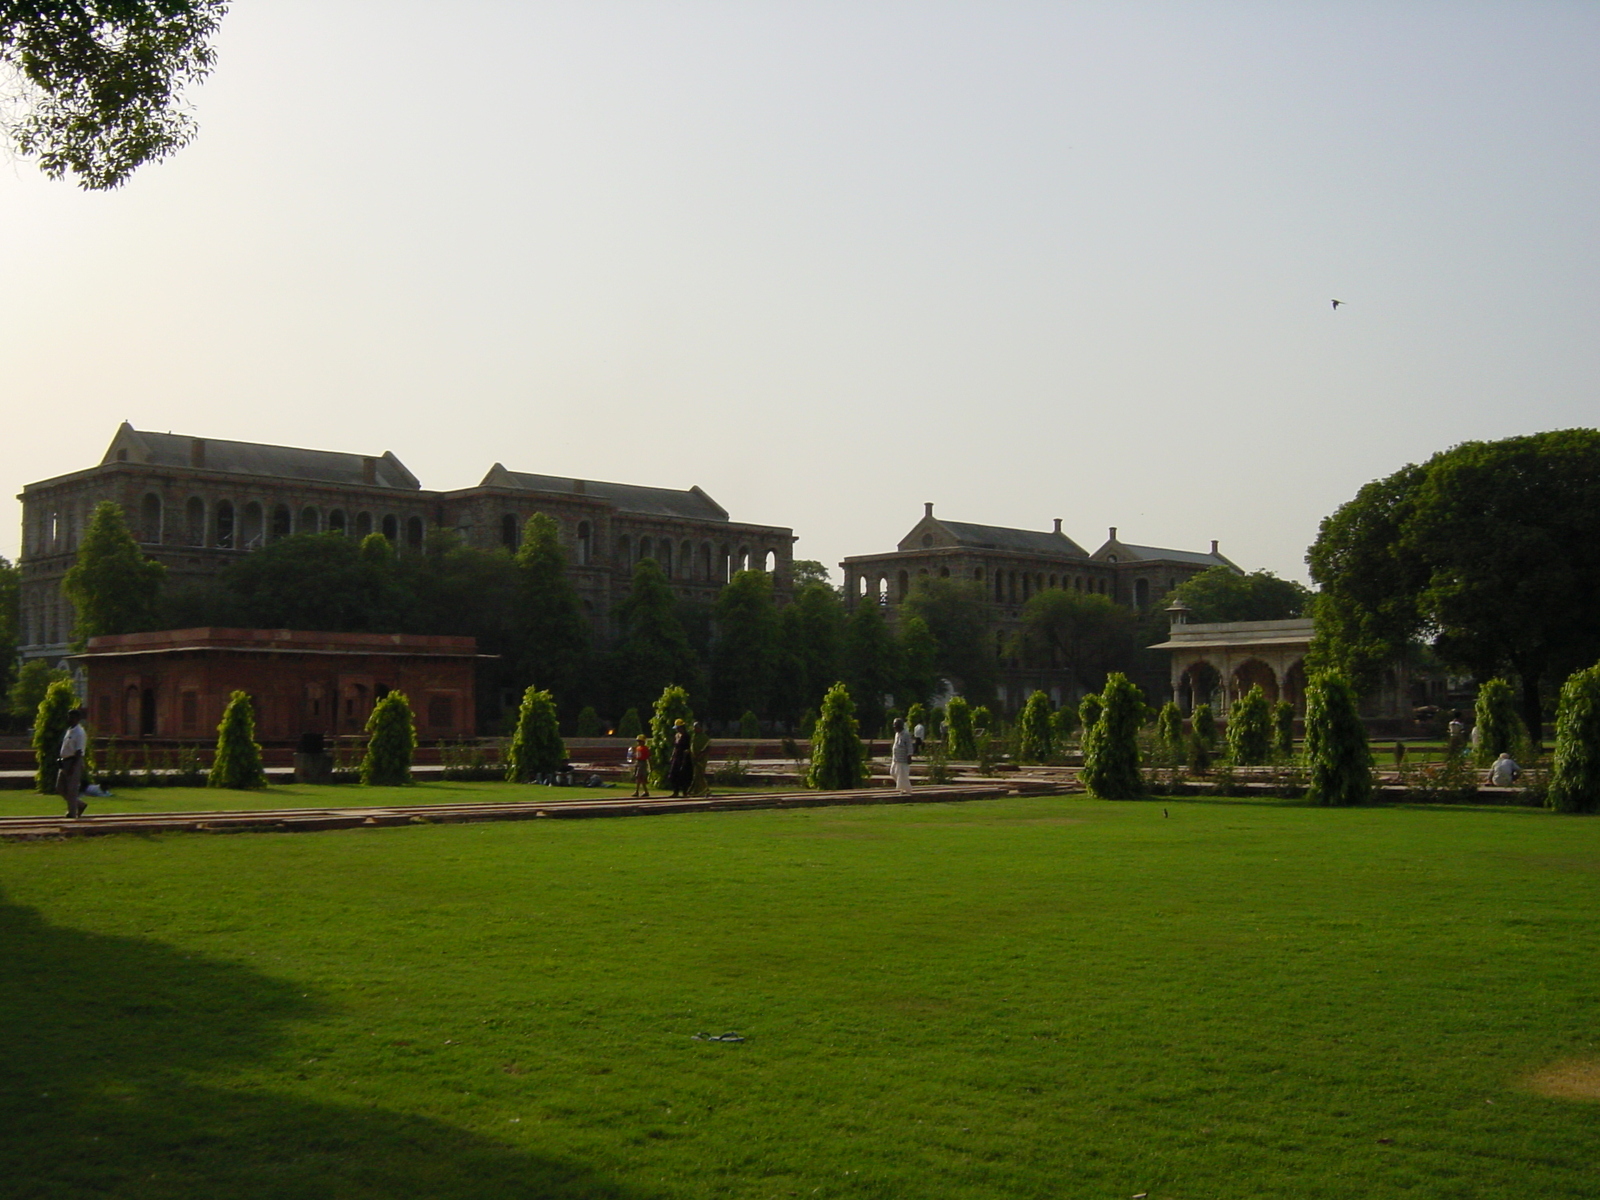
[1211, 539, 1219, 555]
[924, 502, 934, 519]
[362, 456, 378, 485]
[1109, 526, 1117, 542]
[1053, 518, 1062, 534]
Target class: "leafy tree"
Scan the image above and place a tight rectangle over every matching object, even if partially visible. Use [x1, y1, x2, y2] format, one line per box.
[1226, 684, 1272, 766]
[1156, 701, 1184, 756]
[896, 615, 940, 710]
[1051, 703, 1080, 744]
[841, 600, 897, 735]
[62, 500, 165, 647]
[1017, 691, 1054, 763]
[901, 577, 997, 704]
[32, 678, 78, 793]
[1163, 566, 1310, 623]
[505, 687, 565, 782]
[1015, 589, 1141, 695]
[790, 560, 835, 590]
[1304, 672, 1372, 806]
[0, 555, 18, 704]
[1082, 673, 1145, 799]
[807, 682, 864, 791]
[10, 658, 68, 720]
[1547, 664, 1600, 814]
[512, 514, 591, 710]
[215, 532, 409, 632]
[647, 685, 694, 789]
[1309, 431, 1600, 737]
[1, 0, 228, 189]
[1272, 700, 1295, 758]
[616, 707, 642, 739]
[711, 570, 779, 720]
[944, 696, 976, 758]
[613, 560, 699, 716]
[362, 691, 416, 786]
[970, 705, 993, 734]
[1078, 693, 1104, 740]
[574, 706, 601, 737]
[739, 710, 761, 739]
[906, 702, 927, 737]
[208, 690, 267, 789]
[1190, 703, 1217, 751]
[773, 580, 844, 723]
[1472, 678, 1525, 766]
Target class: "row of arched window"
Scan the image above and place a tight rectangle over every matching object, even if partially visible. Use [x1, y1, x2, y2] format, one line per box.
[497, 513, 782, 583]
[133, 494, 427, 552]
[852, 565, 1116, 604]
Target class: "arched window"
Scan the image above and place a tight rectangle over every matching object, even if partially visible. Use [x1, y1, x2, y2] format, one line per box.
[501, 514, 519, 549]
[270, 504, 292, 542]
[762, 549, 775, 572]
[298, 506, 319, 535]
[738, 546, 751, 573]
[355, 511, 373, 538]
[639, 537, 653, 566]
[660, 540, 673, 578]
[721, 545, 732, 582]
[215, 500, 235, 549]
[922, 533, 934, 548]
[406, 516, 424, 550]
[240, 502, 264, 549]
[577, 522, 592, 565]
[328, 509, 347, 536]
[140, 494, 163, 543]
[184, 496, 205, 546]
[898, 570, 909, 599]
[681, 541, 694, 578]
[381, 515, 398, 542]
[878, 576, 889, 605]
[1134, 578, 1149, 608]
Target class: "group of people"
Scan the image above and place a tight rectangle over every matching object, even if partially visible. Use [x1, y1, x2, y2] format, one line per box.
[630, 719, 711, 798]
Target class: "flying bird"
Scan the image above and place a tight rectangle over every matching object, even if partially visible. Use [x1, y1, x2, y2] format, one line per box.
[1331, 299, 1344, 309]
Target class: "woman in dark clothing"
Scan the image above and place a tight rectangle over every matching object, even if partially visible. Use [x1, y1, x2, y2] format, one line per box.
[667, 718, 695, 797]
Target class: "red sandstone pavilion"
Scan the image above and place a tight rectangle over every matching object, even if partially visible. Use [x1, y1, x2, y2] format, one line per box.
[74, 628, 481, 742]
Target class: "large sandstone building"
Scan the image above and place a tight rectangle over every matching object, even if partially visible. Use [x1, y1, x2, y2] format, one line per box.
[17, 423, 795, 664]
[842, 504, 1235, 709]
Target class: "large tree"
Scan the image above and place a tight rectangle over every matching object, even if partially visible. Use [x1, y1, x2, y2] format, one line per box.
[212, 532, 409, 632]
[710, 569, 779, 720]
[511, 514, 591, 709]
[1163, 565, 1310, 623]
[772, 580, 844, 724]
[1014, 589, 1139, 698]
[62, 500, 165, 647]
[1308, 430, 1600, 736]
[0, 555, 19, 705]
[612, 559, 699, 715]
[841, 599, 898, 734]
[900, 578, 996, 705]
[1, 0, 229, 189]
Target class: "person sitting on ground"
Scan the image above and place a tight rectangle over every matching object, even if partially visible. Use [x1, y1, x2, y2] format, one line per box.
[1489, 751, 1520, 787]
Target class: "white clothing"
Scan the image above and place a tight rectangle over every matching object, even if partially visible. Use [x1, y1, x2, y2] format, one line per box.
[59, 723, 86, 758]
[1490, 756, 1520, 787]
[891, 730, 914, 763]
[891, 761, 912, 792]
[912, 723, 926, 741]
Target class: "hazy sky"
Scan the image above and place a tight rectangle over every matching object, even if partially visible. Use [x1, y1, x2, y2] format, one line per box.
[4, 2, 1597, 581]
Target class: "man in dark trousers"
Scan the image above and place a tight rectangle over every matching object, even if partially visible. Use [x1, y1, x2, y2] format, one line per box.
[58, 707, 89, 819]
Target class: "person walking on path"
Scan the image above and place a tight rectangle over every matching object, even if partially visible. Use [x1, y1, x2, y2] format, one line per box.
[912, 720, 926, 755]
[58, 707, 89, 818]
[689, 720, 711, 797]
[630, 735, 652, 797]
[890, 717, 915, 793]
[1489, 751, 1521, 788]
[667, 718, 694, 798]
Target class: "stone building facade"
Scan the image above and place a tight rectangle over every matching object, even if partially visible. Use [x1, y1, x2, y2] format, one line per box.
[76, 628, 481, 742]
[16, 424, 795, 664]
[840, 504, 1235, 710]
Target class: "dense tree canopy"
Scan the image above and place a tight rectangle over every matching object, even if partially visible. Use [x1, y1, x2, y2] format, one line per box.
[1163, 565, 1310, 624]
[62, 500, 165, 647]
[710, 569, 779, 719]
[772, 580, 844, 723]
[1308, 430, 1600, 734]
[0, 554, 18, 705]
[901, 578, 996, 706]
[513, 514, 590, 710]
[1014, 589, 1139, 697]
[841, 600, 897, 734]
[612, 559, 700, 716]
[1, 0, 229, 189]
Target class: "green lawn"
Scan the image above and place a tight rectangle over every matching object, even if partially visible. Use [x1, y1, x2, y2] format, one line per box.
[4, 795, 1599, 1199]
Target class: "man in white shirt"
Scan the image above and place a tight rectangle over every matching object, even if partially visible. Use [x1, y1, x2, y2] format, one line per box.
[890, 717, 915, 793]
[1489, 752, 1520, 788]
[58, 707, 89, 818]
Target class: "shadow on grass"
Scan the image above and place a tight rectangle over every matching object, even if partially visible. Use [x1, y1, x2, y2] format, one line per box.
[0, 888, 656, 1200]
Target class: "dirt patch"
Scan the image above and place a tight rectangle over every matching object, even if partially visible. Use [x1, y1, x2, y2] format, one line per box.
[1521, 1058, 1600, 1100]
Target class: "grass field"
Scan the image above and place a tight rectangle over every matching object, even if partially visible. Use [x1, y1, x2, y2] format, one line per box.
[4, 794, 1599, 1199]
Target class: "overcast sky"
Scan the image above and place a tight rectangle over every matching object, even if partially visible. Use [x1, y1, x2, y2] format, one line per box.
[3, 2, 1596, 582]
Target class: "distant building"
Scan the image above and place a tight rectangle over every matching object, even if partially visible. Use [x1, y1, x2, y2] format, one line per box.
[841, 504, 1234, 710]
[16, 423, 795, 665]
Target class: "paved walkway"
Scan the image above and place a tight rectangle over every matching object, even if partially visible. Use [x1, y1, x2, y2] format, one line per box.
[0, 783, 1024, 841]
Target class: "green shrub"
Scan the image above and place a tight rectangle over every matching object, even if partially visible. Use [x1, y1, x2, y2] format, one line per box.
[574, 705, 601, 737]
[1191, 703, 1217, 751]
[1272, 701, 1295, 757]
[906, 702, 927, 737]
[1017, 691, 1053, 763]
[11, 658, 69, 721]
[945, 697, 976, 759]
[1304, 672, 1372, 806]
[1081, 673, 1145, 799]
[615, 707, 642, 739]
[209, 690, 268, 789]
[807, 682, 864, 791]
[32, 678, 78, 794]
[1473, 678, 1525, 767]
[1227, 684, 1272, 766]
[739, 710, 761, 739]
[505, 687, 565, 782]
[361, 691, 416, 786]
[1155, 702, 1183, 760]
[1547, 664, 1600, 814]
[1051, 703, 1080, 745]
[971, 705, 993, 735]
[648, 686, 694, 788]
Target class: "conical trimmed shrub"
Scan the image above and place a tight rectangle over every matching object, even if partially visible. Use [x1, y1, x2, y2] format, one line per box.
[506, 687, 565, 782]
[209, 690, 267, 789]
[1547, 664, 1600, 814]
[1473, 677, 1525, 766]
[362, 691, 416, 786]
[1227, 684, 1272, 766]
[1304, 672, 1371, 806]
[648, 685, 694, 788]
[945, 696, 976, 759]
[1082, 673, 1145, 799]
[32, 679, 79, 794]
[1017, 690, 1054, 763]
[808, 682, 864, 791]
